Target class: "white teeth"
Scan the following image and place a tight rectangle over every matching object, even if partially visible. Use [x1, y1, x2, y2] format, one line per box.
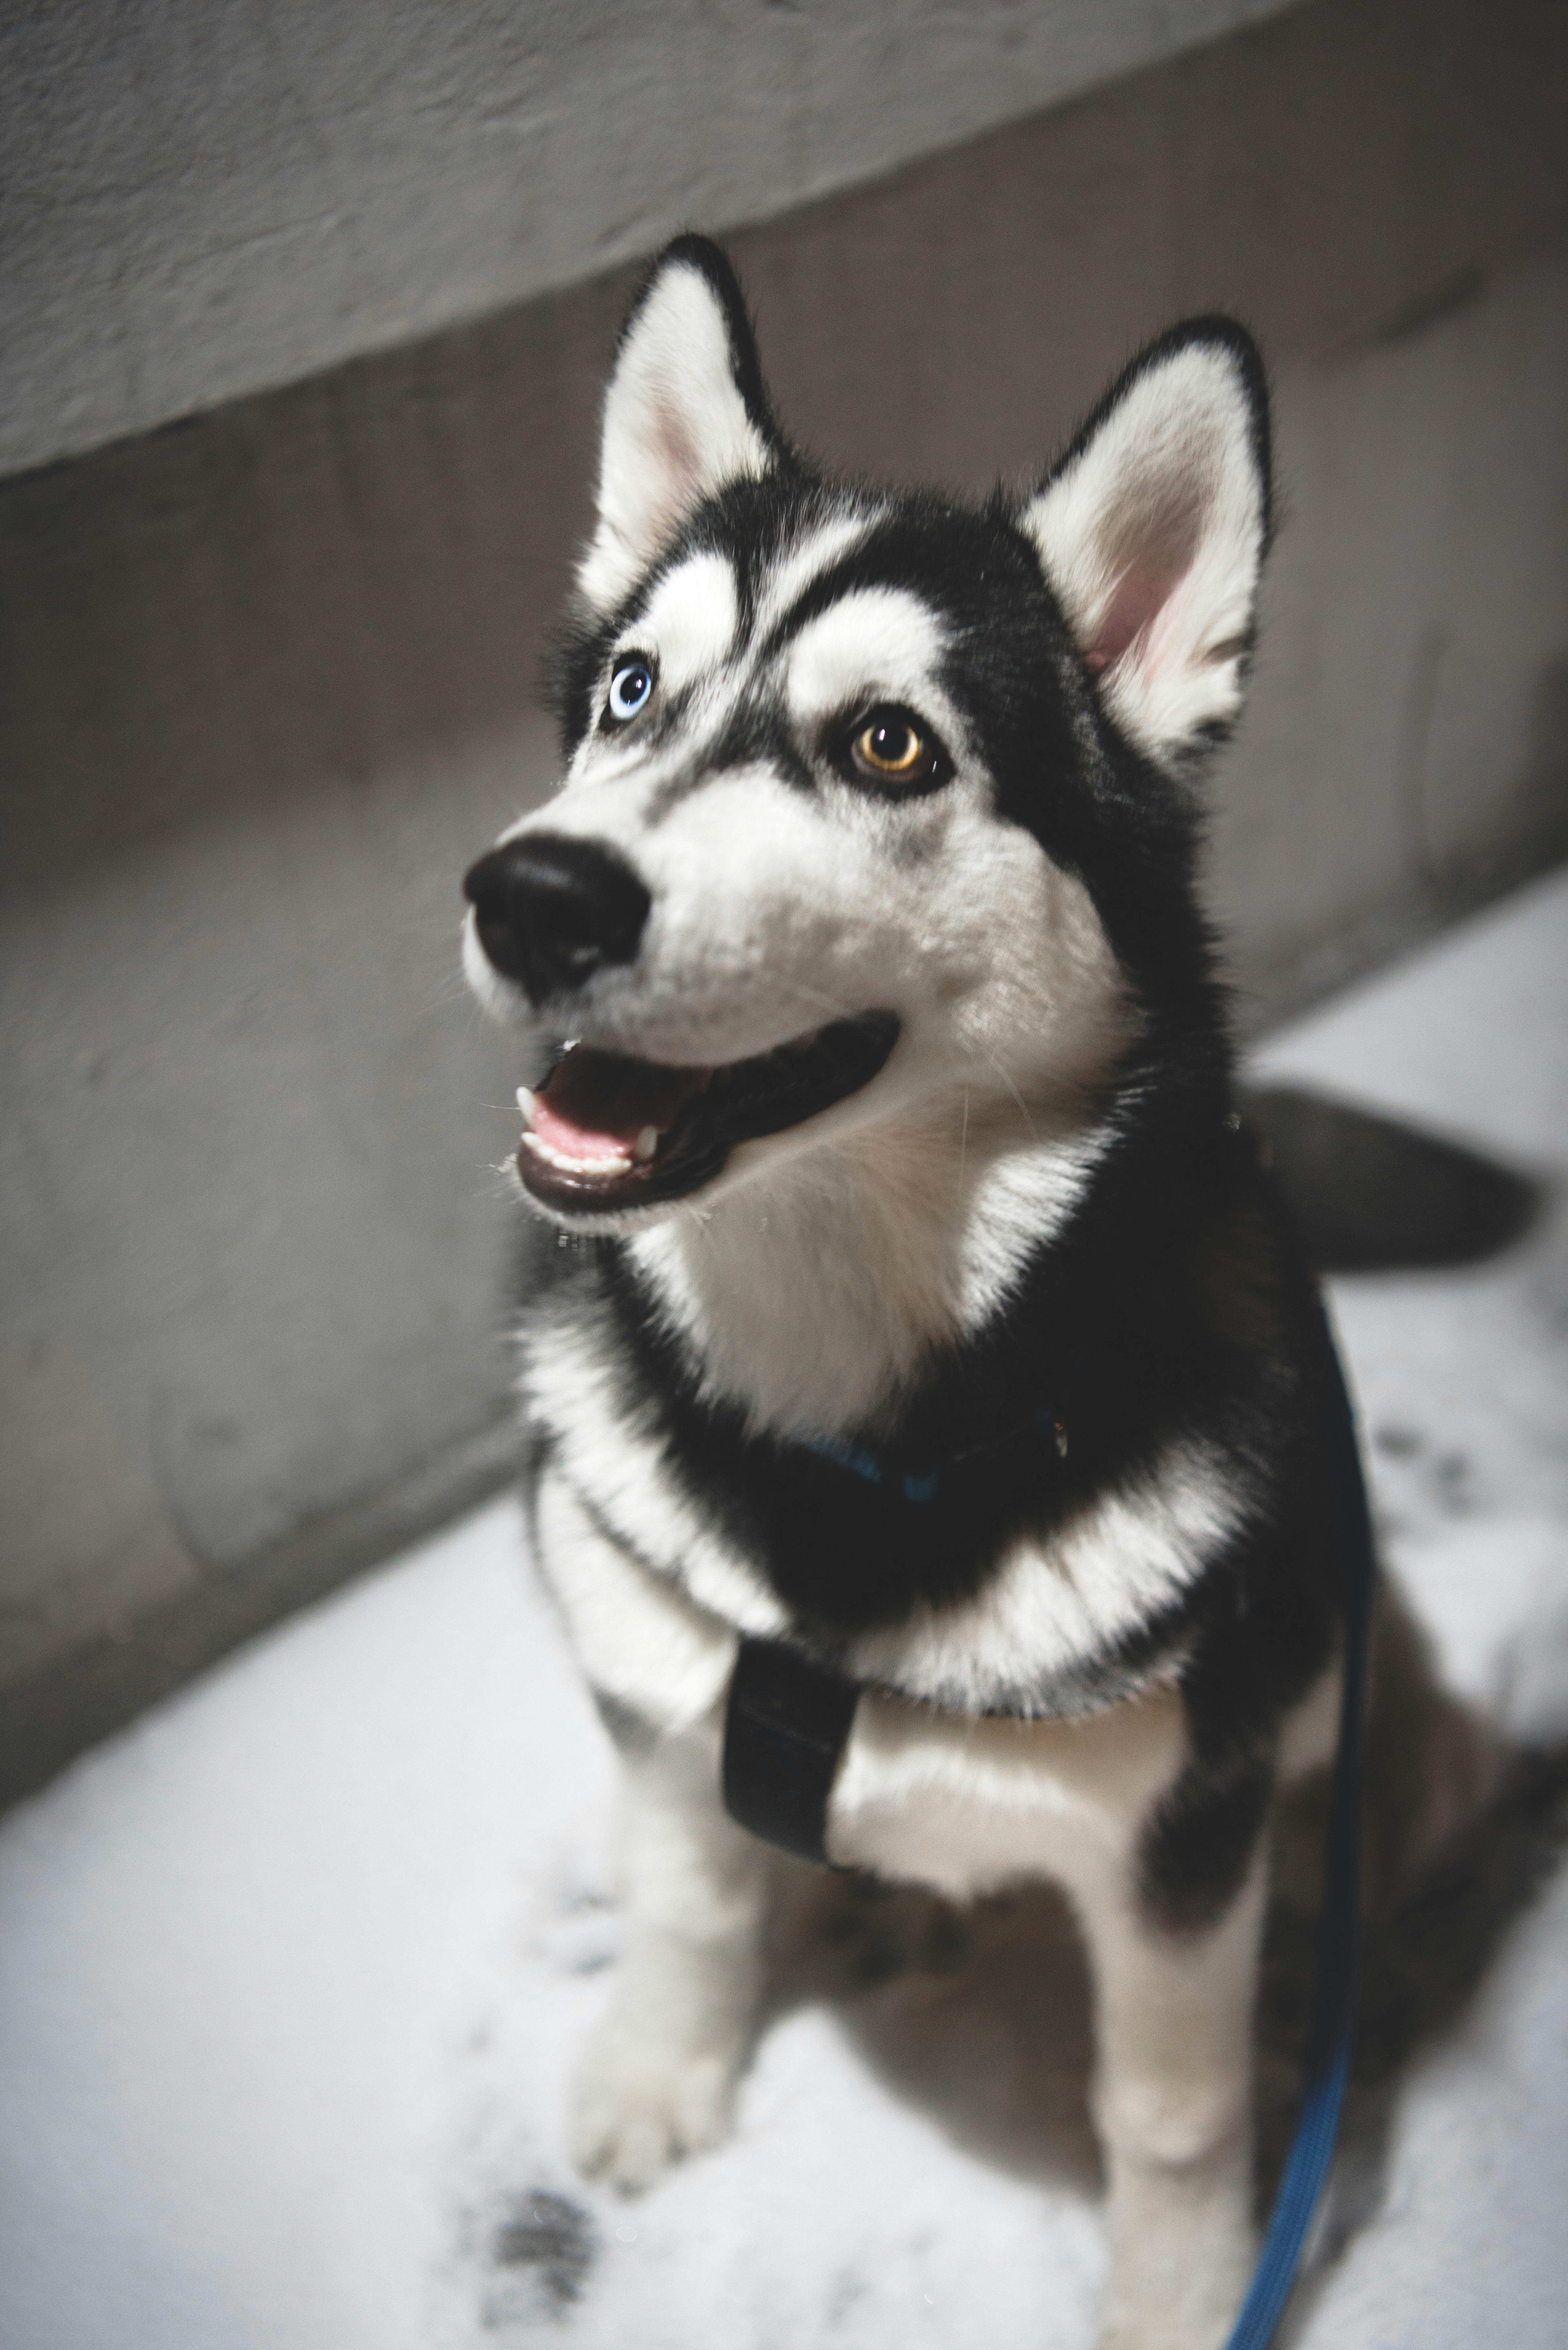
[520, 1130, 632, 1178]
[516, 1085, 536, 1123]
[633, 1126, 659, 1163]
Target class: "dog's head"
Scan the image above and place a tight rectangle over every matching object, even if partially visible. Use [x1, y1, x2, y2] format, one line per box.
[464, 238, 1270, 1232]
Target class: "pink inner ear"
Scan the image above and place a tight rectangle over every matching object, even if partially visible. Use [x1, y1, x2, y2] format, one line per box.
[650, 400, 703, 529]
[1085, 494, 1203, 674]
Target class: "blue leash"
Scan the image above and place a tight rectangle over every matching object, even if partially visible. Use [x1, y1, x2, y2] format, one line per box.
[1225, 1309, 1375, 2349]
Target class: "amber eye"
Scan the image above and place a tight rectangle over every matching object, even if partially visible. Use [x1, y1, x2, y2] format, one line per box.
[847, 708, 947, 789]
[855, 717, 921, 773]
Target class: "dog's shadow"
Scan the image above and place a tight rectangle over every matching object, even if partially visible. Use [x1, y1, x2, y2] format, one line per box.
[758, 1089, 1562, 2322]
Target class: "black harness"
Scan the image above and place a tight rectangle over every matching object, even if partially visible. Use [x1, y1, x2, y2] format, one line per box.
[722, 1638, 859, 1865]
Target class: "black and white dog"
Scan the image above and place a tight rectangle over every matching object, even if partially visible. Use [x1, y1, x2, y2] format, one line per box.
[461, 238, 1374, 2349]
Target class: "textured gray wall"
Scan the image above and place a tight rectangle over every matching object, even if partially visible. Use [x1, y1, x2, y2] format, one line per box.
[0, 0, 1295, 477]
[4, 0, 1567, 1801]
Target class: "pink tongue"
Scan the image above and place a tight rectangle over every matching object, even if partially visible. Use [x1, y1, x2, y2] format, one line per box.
[532, 1047, 703, 1162]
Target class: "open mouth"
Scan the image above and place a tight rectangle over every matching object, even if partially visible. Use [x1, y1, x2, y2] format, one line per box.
[515, 1012, 901, 1214]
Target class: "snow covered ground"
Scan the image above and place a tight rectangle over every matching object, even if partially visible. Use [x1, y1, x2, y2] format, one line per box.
[2, 869, 1565, 2350]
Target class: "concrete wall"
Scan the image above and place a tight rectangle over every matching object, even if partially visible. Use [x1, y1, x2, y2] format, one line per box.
[4, 0, 1568, 1802]
[0, 0, 1295, 478]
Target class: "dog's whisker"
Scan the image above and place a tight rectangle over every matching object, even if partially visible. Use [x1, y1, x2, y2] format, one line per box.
[983, 1051, 1039, 1142]
[423, 967, 478, 1010]
[777, 978, 861, 1024]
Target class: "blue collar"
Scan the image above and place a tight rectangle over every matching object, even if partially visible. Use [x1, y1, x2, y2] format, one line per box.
[803, 1405, 1069, 1505]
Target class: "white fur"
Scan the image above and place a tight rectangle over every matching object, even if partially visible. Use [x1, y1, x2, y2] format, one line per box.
[784, 587, 953, 735]
[522, 1297, 792, 1642]
[534, 447, 1134, 1154]
[570, 1704, 770, 2193]
[527, 1303, 1242, 1729]
[828, 1672, 1191, 1899]
[947, 1113, 1112, 1331]
[626, 550, 740, 692]
[1087, 1850, 1266, 2350]
[621, 1103, 1114, 1436]
[626, 1109, 1112, 1437]
[500, 572, 1131, 1262]
[579, 262, 773, 614]
[757, 511, 881, 632]
[1023, 341, 1264, 765]
[460, 906, 526, 1025]
[847, 1435, 1249, 1715]
[532, 1471, 738, 1734]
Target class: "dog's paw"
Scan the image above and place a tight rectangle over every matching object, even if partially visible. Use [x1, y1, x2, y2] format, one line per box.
[569, 2030, 739, 2194]
[1095, 2263, 1248, 2350]
[1096, 2320, 1227, 2350]
[1096, 2306, 1236, 2350]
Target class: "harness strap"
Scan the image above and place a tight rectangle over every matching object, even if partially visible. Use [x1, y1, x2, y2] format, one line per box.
[721, 1638, 859, 1866]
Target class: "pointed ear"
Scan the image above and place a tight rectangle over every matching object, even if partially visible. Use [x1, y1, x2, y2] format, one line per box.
[578, 236, 780, 615]
[1020, 321, 1270, 767]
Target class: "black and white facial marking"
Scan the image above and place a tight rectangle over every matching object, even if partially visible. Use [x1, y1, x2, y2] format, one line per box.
[463, 238, 1271, 1423]
[466, 484, 1129, 1231]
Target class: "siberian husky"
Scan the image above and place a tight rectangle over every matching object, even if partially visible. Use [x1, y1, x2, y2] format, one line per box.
[461, 237, 1409, 2348]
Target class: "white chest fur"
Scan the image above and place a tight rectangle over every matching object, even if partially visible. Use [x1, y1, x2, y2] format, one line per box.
[533, 1458, 1195, 1910]
[524, 1286, 1252, 1721]
[827, 1676, 1189, 1905]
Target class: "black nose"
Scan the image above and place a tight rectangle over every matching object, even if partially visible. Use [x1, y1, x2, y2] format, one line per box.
[463, 833, 652, 1004]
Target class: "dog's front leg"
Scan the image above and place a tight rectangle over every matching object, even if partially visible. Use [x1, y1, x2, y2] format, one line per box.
[1074, 1849, 1267, 2350]
[572, 1711, 771, 2194]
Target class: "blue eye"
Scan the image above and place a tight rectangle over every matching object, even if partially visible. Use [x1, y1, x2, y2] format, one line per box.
[607, 657, 654, 723]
